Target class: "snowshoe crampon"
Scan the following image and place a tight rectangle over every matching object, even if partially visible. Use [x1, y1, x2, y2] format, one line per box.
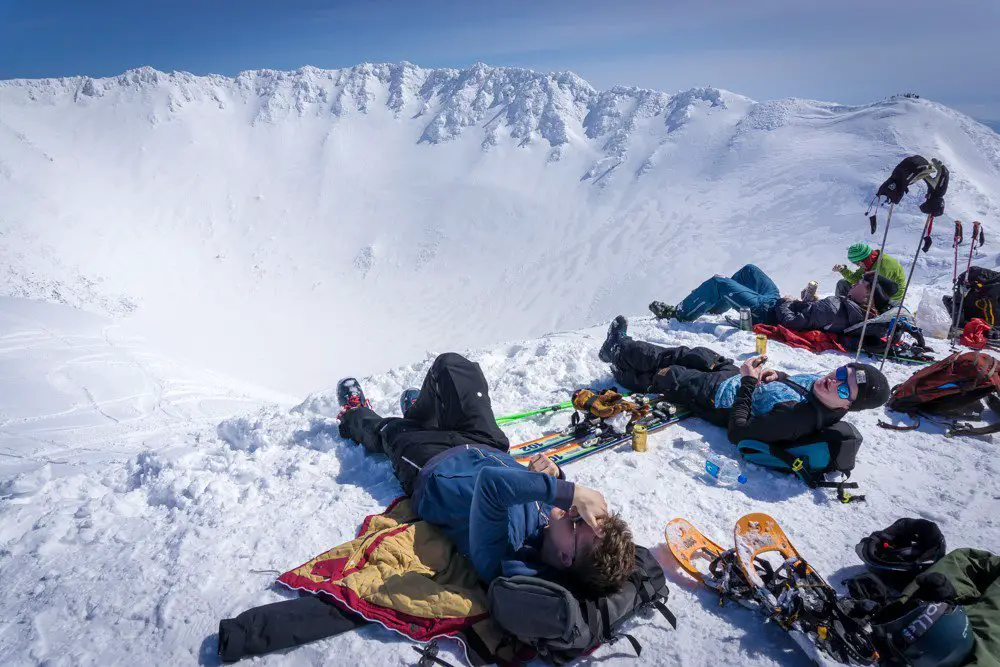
[734, 513, 880, 666]
[668, 514, 880, 666]
[665, 519, 761, 610]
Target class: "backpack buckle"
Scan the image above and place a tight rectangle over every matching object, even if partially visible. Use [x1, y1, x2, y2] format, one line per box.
[791, 458, 804, 472]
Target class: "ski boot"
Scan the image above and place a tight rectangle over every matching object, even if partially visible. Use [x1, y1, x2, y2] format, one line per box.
[598, 315, 628, 363]
[399, 388, 420, 416]
[649, 301, 677, 320]
[336, 377, 371, 420]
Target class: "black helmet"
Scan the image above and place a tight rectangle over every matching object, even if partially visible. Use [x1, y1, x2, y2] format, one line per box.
[872, 601, 974, 667]
[856, 518, 946, 574]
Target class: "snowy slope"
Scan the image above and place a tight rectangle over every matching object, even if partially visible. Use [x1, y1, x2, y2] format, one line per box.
[2, 64, 999, 394]
[2, 302, 998, 667]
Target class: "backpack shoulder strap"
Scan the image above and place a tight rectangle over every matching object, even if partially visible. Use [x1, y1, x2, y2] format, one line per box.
[778, 378, 825, 432]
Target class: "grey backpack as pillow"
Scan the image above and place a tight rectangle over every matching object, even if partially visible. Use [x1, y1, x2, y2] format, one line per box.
[486, 545, 675, 664]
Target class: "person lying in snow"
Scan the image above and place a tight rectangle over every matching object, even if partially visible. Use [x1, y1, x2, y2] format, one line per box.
[598, 316, 890, 443]
[648, 263, 898, 333]
[336, 352, 636, 595]
[833, 242, 906, 300]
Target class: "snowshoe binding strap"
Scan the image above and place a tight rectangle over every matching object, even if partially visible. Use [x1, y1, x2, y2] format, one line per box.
[766, 560, 880, 664]
[707, 549, 768, 604]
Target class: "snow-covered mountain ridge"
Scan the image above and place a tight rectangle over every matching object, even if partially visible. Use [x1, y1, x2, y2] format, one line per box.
[2, 63, 735, 161]
[2, 63, 999, 393]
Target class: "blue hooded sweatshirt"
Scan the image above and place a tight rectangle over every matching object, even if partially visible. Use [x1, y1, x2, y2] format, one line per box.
[411, 444, 575, 583]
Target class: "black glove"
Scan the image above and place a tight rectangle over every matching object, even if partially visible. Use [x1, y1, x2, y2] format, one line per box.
[911, 571, 958, 602]
[846, 572, 892, 603]
[919, 194, 945, 217]
[877, 155, 932, 204]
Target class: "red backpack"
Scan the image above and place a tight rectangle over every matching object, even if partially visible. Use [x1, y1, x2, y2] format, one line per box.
[881, 352, 1000, 435]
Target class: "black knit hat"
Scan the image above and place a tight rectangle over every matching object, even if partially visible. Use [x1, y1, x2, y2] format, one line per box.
[864, 273, 899, 310]
[847, 363, 890, 411]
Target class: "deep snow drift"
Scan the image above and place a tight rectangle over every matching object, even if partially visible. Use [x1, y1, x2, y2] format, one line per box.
[2, 64, 999, 394]
[2, 62, 1000, 666]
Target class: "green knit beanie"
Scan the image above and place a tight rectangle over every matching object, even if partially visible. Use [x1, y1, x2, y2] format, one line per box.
[848, 242, 873, 264]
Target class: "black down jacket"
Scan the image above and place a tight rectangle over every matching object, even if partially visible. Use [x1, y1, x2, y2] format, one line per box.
[772, 296, 867, 333]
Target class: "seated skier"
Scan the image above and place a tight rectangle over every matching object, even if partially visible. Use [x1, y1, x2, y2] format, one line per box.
[597, 317, 890, 443]
[336, 352, 636, 595]
[833, 242, 906, 301]
[649, 263, 898, 334]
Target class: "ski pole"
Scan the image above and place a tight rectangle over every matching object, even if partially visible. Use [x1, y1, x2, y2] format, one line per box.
[879, 213, 934, 370]
[952, 220, 963, 285]
[854, 201, 896, 361]
[948, 221, 964, 341]
[951, 220, 983, 345]
[495, 400, 574, 425]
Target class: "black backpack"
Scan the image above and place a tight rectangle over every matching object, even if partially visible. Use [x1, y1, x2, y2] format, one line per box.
[737, 421, 865, 503]
[946, 266, 1000, 327]
[486, 545, 675, 664]
[841, 307, 934, 363]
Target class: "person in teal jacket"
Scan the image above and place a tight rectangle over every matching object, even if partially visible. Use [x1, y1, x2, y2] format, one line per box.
[834, 242, 907, 305]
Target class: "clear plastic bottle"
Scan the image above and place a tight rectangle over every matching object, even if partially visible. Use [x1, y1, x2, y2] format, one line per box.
[705, 454, 748, 486]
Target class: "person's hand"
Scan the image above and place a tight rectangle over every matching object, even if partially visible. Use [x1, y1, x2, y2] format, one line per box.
[781, 294, 795, 300]
[760, 368, 780, 384]
[833, 264, 846, 272]
[740, 355, 767, 379]
[528, 453, 560, 478]
[571, 485, 609, 533]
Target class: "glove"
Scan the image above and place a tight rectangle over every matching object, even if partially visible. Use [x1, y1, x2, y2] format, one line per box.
[910, 572, 957, 602]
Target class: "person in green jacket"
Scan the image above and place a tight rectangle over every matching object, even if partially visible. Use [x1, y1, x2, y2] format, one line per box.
[879, 548, 1000, 667]
[834, 242, 907, 308]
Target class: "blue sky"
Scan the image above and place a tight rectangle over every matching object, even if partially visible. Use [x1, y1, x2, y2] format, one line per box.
[3, 0, 999, 120]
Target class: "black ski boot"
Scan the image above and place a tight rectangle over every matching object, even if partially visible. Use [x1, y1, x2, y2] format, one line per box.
[649, 301, 677, 320]
[399, 388, 420, 416]
[598, 316, 628, 363]
[336, 377, 371, 418]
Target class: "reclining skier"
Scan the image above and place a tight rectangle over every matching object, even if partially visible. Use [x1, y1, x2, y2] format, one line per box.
[649, 263, 898, 333]
[336, 352, 636, 595]
[598, 317, 890, 443]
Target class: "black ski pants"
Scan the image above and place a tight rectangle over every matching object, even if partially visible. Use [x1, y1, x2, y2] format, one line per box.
[339, 352, 509, 496]
[218, 596, 367, 662]
[610, 337, 738, 426]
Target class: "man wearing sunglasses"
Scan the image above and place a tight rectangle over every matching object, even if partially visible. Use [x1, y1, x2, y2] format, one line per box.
[336, 353, 637, 597]
[599, 317, 890, 444]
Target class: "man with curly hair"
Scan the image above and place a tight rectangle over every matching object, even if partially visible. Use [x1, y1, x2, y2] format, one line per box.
[336, 353, 635, 596]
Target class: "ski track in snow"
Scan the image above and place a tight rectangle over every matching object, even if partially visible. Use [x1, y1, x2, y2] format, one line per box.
[2, 298, 999, 667]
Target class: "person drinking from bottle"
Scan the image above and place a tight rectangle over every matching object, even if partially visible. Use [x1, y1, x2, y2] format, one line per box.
[597, 316, 890, 443]
[833, 243, 906, 306]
